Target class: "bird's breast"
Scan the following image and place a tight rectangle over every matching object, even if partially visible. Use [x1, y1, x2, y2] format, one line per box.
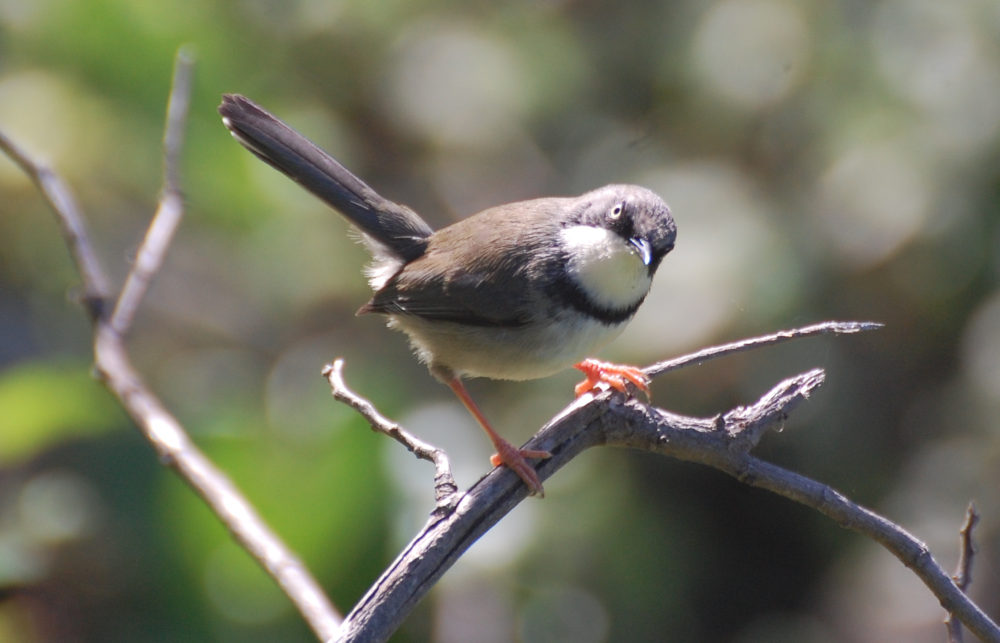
[559, 225, 652, 312]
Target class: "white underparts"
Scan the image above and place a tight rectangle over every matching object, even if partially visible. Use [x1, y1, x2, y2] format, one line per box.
[560, 225, 652, 310]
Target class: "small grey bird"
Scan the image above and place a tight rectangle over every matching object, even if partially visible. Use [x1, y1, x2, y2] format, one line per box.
[219, 94, 676, 496]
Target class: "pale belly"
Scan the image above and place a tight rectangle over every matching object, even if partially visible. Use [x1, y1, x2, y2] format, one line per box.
[388, 312, 629, 381]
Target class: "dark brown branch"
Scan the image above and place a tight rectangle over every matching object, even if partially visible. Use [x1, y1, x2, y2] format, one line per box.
[330, 363, 1000, 643]
[0, 49, 342, 641]
[322, 359, 459, 515]
[946, 502, 981, 643]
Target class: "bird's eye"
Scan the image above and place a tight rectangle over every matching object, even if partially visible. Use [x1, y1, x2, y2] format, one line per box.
[609, 202, 625, 220]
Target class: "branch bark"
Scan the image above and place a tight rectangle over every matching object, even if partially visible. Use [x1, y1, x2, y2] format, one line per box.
[323, 359, 460, 516]
[947, 503, 981, 643]
[331, 361, 1000, 643]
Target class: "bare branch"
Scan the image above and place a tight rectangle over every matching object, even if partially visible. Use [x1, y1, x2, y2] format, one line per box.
[946, 502, 981, 643]
[0, 49, 343, 641]
[0, 131, 110, 320]
[332, 364, 999, 643]
[109, 47, 195, 335]
[644, 320, 883, 379]
[94, 327, 341, 638]
[322, 359, 459, 515]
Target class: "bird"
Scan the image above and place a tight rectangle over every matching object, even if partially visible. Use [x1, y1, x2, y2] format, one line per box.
[218, 94, 676, 496]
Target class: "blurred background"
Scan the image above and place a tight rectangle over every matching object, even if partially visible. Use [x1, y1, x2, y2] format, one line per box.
[1, 0, 999, 641]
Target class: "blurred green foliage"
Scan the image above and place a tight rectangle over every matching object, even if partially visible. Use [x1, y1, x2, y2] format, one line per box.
[1, 0, 999, 641]
[0, 361, 121, 463]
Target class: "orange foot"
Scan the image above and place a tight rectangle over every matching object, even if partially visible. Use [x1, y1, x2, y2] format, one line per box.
[574, 358, 650, 398]
[489, 438, 551, 497]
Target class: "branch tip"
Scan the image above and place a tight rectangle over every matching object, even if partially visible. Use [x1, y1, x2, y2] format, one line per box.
[946, 502, 981, 642]
[109, 47, 196, 335]
[722, 368, 826, 448]
[645, 320, 882, 379]
[322, 357, 459, 513]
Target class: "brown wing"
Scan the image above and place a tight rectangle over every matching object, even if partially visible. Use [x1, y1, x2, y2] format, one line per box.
[359, 199, 565, 327]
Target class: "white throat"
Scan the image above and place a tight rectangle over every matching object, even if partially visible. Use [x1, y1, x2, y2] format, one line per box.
[560, 225, 652, 310]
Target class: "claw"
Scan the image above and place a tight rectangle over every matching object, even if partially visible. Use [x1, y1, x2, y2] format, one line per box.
[489, 440, 551, 497]
[574, 358, 650, 398]
[446, 376, 551, 496]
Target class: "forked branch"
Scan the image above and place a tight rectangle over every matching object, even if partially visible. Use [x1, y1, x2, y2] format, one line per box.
[0, 49, 342, 641]
[329, 352, 998, 643]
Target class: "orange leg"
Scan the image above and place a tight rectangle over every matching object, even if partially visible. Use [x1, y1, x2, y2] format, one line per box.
[573, 358, 650, 397]
[446, 378, 551, 496]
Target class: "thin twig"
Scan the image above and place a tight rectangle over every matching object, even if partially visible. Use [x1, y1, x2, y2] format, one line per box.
[0, 48, 343, 641]
[110, 47, 195, 335]
[946, 502, 981, 643]
[0, 132, 110, 320]
[323, 359, 459, 515]
[955, 503, 980, 592]
[644, 320, 883, 379]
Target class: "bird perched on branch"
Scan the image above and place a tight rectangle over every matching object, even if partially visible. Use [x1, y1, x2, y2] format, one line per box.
[219, 94, 676, 496]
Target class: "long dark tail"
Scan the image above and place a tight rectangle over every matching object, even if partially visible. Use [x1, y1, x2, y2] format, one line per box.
[219, 94, 432, 261]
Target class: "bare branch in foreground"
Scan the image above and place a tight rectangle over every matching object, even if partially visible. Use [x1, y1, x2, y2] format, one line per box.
[94, 329, 341, 638]
[946, 502, 981, 643]
[330, 361, 1000, 643]
[322, 359, 459, 515]
[0, 49, 342, 641]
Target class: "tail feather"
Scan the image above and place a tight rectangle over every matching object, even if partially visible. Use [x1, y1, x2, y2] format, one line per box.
[219, 94, 432, 261]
